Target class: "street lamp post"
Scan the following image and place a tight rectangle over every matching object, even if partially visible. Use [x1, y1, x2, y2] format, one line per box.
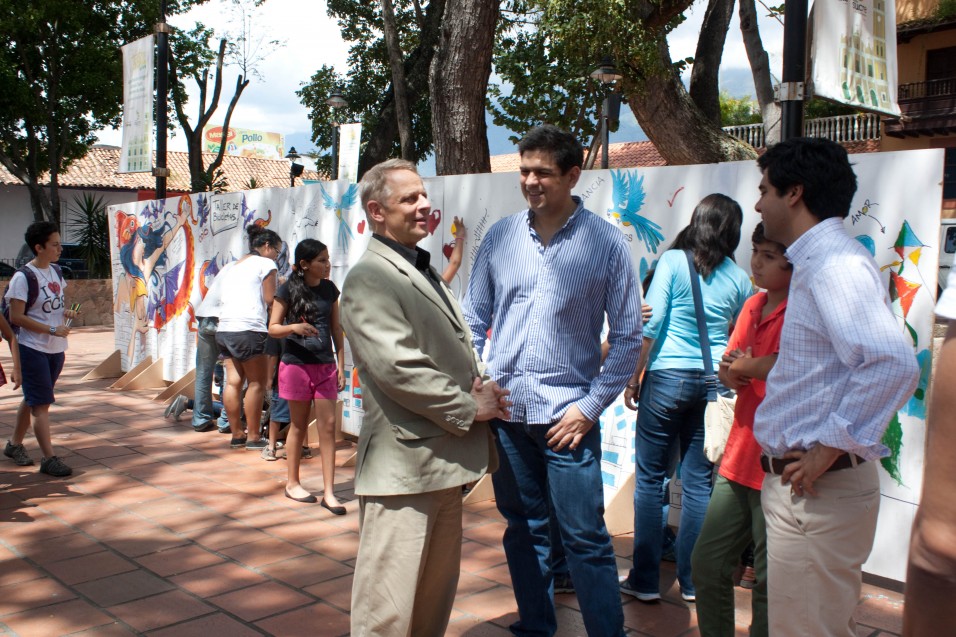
[285, 146, 304, 187]
[590, 57, 623, 170]
[326, 89, 348, 180]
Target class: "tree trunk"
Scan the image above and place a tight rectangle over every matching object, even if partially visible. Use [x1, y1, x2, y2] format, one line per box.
[170, 39, 248, 192]
[689, 0, 735, 126]
[27, 180, 55, 223]
[357, 0, 446, 178]
[739, 0, 781, 146]
[429, 0, 499, 175]
[204, 74, 249, 186]
[0, 150, 52, 223]
[626, 37, 757, 164]
[382, 0, 415, 160]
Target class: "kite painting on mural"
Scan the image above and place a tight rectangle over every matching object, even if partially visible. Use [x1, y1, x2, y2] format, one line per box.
[857, 219, 933, 485]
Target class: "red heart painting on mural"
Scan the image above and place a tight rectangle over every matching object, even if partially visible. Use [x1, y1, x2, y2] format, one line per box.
[426, 209, 441, 235]
[357, 220, 366, 234]
[48, 282, 61, 295]
[442, 242, 454, 259]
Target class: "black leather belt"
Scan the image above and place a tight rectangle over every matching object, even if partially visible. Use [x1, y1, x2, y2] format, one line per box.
[760, 453, 865, 475]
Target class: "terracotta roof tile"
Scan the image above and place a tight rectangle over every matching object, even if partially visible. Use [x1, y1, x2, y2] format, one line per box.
[491, 137, 879, 172]
[0, 146, 321, 193]
[491, 140, 666, 173]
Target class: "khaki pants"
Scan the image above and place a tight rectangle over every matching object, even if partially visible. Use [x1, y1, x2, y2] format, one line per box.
[351, 487, 463, 637]
[761, 460, 880, 637]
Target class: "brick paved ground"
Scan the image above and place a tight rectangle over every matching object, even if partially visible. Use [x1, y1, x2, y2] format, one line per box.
[0, 327, 904, 636]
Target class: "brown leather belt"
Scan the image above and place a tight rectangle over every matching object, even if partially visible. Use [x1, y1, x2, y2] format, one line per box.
[760, 453, 865, 475]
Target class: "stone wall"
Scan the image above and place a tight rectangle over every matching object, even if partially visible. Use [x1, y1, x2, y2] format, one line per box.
[0, 278, 114, 327]
[65, 279, 114, 327]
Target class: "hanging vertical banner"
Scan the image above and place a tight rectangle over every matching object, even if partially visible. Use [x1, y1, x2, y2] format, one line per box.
[337, 122, 362, 183]
[119, 35, 155, 173]
[810, 0, 901, 116]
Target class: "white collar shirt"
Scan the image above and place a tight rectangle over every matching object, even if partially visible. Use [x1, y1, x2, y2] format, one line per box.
[753, 217, 919, 460]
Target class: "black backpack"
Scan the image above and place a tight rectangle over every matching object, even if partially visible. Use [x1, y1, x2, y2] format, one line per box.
[0, 264, 64, 335]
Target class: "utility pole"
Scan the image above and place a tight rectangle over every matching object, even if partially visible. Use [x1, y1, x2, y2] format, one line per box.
[779, 0, 808, 142]
[154, 0, 171, 197]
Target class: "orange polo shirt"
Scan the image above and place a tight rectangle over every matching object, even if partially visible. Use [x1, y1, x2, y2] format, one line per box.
[718, 292, 787, 491]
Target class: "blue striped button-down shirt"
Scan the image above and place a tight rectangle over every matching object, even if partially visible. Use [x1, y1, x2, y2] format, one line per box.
[463, 197, 643, 424]
[753, 217, 919, 460]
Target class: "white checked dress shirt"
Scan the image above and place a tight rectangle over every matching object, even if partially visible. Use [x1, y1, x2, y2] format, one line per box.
[753, 217, 919, 461]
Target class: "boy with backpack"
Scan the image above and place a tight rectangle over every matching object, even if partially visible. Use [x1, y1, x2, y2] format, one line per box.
[3, 221, 78, 477]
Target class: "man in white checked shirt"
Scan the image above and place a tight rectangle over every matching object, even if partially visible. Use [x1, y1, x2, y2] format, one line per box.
[463, 125, 642, 637]
[751, 137, 919, 637]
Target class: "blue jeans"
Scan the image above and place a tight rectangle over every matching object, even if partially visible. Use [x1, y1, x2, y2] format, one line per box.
[270, 385, 290, 423]
[192, 317, 219, 429]
[627, 369, 714, 596]
[491, 420, 625, 637]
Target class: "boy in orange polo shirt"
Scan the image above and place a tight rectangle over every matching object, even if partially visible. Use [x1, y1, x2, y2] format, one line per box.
[690, 222, 791, 637]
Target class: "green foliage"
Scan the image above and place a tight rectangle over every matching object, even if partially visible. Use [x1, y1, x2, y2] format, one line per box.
[297, 0, 434, 169]
[489, 2, 603, 143]
[536, 0, 685, 89]
[718, 91, 863, 127]
[719, 92, 761, 126]
[197, 168, 229, 193]
[70, 193, 110, 279]
[936, 0, 956, 19]
[804, 98, 859, 119]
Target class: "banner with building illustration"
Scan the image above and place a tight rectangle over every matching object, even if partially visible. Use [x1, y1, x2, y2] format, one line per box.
[108, 148, 943, 582]
[118, 35, 155, 173]
[202, 126, 285, 161]
[810, 0, 902, 116]
[337, 123, 362, 184]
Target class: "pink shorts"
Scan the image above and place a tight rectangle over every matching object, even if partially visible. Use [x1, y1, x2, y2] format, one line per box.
[278, 362, 339, 402]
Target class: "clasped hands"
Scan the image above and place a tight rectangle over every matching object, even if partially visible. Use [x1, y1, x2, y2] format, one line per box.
[471, 377, 512, 422]
[719, 347, 753, 390]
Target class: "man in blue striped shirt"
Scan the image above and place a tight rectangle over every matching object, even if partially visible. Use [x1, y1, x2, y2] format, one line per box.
[464, 125, 642, 637]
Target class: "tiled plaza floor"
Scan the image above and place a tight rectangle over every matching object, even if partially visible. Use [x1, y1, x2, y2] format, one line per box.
[0, 327, 904, 636]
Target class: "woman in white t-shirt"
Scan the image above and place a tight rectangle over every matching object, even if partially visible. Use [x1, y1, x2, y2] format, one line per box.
[215, 225, 281, 450]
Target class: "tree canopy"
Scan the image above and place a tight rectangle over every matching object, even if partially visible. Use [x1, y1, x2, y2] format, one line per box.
[300, 0, 763, 176]
[0, 0, 205, 223]
[298, 0, 442, 177]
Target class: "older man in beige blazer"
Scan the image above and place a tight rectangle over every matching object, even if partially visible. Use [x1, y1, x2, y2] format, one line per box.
[341, 159, 509, 637]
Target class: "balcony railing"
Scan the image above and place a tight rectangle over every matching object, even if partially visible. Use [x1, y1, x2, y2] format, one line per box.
[804, 113, 882, 142]
[723, 123, 766, 148]
[899, 78, 956, 100]
[723, 112, 883, 148]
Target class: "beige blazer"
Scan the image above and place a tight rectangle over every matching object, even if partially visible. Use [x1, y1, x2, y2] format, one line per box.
[341, 239, 496, 496]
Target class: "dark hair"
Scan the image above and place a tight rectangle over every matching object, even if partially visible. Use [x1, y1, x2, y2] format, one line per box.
[751, 222, 792, 270]
[642, 268, 656, 296]
[286, 239, 329, 325]
[517, 125, 584, 174]
[670, 194, 743, 278]
[247, 225, 281, 255]
[25, 221, 60, 255]
[757, 137, 857, 220]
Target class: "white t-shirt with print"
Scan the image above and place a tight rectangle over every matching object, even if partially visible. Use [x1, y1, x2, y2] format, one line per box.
[4, 263, 68, 354]
[216, 255, 277, 333]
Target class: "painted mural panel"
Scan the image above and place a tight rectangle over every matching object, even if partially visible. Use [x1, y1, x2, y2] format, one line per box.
[108, 148, 944, 581]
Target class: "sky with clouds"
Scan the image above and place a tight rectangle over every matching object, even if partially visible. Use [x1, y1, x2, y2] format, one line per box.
[96, 0, 785, 174]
